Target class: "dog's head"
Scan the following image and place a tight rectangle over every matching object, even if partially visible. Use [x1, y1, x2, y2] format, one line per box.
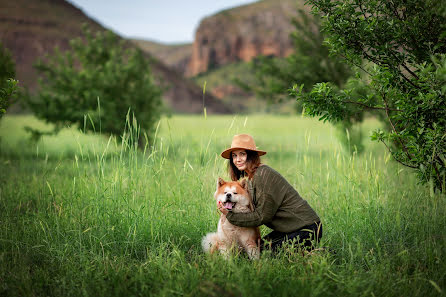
[214, 178, 253, 212]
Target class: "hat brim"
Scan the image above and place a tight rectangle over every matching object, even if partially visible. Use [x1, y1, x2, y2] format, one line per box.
[221, 147, 267, 159]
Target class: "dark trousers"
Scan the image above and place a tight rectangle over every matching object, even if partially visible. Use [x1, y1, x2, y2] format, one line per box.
[260, 222, 322, 253]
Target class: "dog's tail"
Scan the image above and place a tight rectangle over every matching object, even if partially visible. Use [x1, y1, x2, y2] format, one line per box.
[202, 232, 219, 254]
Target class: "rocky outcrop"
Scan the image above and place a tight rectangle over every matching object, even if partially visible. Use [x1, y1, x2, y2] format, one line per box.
[186, 0, 302, 77]
[0, 0, 231, 114]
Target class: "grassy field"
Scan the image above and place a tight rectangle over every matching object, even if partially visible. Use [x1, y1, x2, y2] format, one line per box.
[0, 114, 445, 297]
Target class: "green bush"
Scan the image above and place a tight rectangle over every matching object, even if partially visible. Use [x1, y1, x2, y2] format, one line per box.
[25, 25, 163, 144]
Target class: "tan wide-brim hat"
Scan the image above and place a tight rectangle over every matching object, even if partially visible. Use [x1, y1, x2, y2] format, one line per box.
[221, 134, 267, 159]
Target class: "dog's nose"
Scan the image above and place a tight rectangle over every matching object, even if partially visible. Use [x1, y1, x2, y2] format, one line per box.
[226, 193, 232, 199]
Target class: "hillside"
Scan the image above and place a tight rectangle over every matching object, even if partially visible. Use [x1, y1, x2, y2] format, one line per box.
[131, 39, 192, 76]
[0, 0, 231, 114]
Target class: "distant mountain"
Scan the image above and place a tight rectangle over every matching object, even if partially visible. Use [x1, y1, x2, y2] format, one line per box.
[0, 0, 231, 114]
[131, 40, 192, 76]
[186, 0, 305, 77]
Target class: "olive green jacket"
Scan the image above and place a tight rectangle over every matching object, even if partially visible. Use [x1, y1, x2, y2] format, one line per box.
[226, 165, 320, 233]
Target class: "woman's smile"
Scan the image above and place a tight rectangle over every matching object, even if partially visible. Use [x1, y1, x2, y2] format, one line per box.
[236, 161, 246, 170]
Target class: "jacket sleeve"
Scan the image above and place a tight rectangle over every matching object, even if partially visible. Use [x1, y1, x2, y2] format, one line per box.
[226, 191, 279, 227]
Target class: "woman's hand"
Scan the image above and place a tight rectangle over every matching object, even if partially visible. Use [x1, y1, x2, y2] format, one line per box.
[217, 201, 229, 215]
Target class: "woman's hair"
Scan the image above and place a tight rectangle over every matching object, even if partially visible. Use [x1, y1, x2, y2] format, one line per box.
[228, 150, 261, 181]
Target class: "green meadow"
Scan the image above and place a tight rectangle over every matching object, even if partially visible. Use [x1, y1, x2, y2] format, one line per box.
[0, 114, 445, 296]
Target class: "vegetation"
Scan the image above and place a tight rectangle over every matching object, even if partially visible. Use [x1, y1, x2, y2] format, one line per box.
[0, 42, 17, 118]
[24, 26, 163, 144]
[0, 79, 18, 119]
[0, 114, 445, 296]
[292, 0, 446, 191]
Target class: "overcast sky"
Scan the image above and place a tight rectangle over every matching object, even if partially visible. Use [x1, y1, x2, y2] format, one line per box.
[66, 0, 259, 44]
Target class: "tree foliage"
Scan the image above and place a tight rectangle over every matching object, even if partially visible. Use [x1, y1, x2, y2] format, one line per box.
[0, 42, 17, 118]
[291, 0, 446, 191]
[25, 26, 163, 142]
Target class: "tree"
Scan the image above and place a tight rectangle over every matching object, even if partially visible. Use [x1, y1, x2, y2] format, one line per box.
[25, 25, 163, 144]
[0, 42, 17, 118]
[291, 0, 446, 191]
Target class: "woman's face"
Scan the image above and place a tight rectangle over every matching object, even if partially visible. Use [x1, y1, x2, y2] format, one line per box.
[232, 149, 247, 171]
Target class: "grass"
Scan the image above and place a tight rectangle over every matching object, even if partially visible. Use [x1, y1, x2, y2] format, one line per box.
[0, 114, 445, 296]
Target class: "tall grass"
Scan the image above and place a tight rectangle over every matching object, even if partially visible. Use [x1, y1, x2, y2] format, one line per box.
[0, 114, 445, 296]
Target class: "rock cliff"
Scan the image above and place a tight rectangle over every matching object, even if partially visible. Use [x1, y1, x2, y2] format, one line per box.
[186, 0, 302, 77]
[0, 0, 231, 114]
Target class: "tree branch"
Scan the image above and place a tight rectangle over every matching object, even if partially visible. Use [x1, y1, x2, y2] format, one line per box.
[358, 0, 369, 21]
[382, 93, 415, 161]
[400, 62, 419, 80]
[341, 100, 401, 112]
[362, 48, 421, 89]
[378, 139, 418, 169]
[338, 53, 373, 77]
[389, 0, 404, 21]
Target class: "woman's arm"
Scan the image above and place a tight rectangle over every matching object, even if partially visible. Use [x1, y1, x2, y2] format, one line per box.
[224, 192, 279, 227]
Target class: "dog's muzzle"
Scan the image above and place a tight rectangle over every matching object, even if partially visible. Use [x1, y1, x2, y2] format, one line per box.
[223, 193, 235, 210]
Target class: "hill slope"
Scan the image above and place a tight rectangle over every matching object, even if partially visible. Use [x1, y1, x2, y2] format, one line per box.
[0, 0, 231, 114]
[131, 40, 192, 76]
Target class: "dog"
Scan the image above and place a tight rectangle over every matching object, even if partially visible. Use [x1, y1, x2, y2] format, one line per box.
[202, 178, 260, 259]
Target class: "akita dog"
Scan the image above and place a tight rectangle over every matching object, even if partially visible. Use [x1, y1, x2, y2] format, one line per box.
[202, 178, 260, 259]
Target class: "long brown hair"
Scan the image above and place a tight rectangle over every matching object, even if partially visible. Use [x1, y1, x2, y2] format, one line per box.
[228, 150, 261, 181]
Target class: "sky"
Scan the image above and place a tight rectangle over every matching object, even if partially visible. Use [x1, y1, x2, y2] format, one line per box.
[66, 0, 259, 44]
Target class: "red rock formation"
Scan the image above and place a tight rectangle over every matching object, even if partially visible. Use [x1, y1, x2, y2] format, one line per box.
[186, 0, 301, 77]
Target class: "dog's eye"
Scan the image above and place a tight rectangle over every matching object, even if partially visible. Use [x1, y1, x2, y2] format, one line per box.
[224, 192, 227, 194]
[233, 192, 237, 195]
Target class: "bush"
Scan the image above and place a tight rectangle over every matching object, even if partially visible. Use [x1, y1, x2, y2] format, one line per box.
[25, 25, 163, 144]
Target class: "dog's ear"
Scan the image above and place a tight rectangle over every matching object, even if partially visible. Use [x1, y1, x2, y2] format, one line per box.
[240, 179, 248, 189]
[217, 177, 226, 190]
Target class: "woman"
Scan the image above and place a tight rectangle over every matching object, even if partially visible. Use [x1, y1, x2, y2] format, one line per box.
[217, 134, 322, 253]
